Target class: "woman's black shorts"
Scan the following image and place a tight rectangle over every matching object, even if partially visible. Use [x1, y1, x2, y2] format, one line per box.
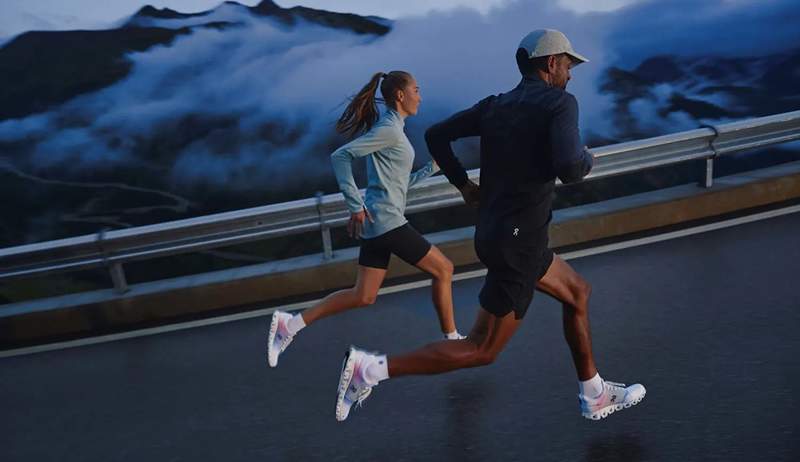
[358, 223, 432, 270]
[474, 239, 554, 320]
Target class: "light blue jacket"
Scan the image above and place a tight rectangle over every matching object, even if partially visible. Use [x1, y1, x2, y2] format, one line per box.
[331, 109, 438, 239]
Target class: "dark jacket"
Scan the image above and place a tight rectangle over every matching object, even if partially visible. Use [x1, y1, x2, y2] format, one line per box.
[425, 75, 593, 247]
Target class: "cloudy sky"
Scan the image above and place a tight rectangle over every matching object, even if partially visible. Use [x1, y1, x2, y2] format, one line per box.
[1, 0, 638, 38]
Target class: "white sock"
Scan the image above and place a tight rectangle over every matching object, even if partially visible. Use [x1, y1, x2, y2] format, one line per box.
[444, 331, 464, 340]
[286, 314, 306, 336]
[579, 372, 604, 398]
[362, 355, 389, 386]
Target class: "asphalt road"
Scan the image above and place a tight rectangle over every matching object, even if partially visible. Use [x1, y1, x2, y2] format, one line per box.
[2, 212, 799, 461]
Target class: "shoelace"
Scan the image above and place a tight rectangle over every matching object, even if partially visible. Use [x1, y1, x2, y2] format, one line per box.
[601, 381, 628, 404]
[355, 387, 372, 408]
[348, 361, 374, 409]
[278, 332, 294, 352]
[274, 319, 294, 353]
[580, 381, 627, 403]
[341, 379, 373, 410]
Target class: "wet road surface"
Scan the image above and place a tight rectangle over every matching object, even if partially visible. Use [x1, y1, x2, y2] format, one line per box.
[2, 212, 799, 461]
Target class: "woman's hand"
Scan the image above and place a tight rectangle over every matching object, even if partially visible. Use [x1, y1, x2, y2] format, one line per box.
[347, 207, 374, 238]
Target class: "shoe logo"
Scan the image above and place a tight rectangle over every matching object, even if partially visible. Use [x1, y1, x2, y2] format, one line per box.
[513, 228, 519, 236]
[611, 395, 617, 402]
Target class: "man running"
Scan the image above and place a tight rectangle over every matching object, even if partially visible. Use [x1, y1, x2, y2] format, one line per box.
[334, 29, 645, 422]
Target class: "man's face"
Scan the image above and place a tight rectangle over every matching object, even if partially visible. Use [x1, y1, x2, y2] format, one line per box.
[550, 54, 574, 89]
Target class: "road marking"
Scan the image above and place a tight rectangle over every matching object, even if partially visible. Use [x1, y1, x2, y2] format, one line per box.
[2, 203, 799, 358]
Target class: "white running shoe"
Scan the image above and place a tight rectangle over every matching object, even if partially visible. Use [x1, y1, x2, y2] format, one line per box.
[335, 346, 380, 422]
[267, 310, 294, 368]
[579, 380, 646, 421]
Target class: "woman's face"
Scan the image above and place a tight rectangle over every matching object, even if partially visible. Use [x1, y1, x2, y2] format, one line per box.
[396, 76, 422, 116]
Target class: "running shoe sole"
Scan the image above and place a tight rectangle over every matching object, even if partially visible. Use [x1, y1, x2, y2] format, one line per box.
[267, 312, 281, 368]
[582, 389, 646, 421]
[335, 348, 357, 421]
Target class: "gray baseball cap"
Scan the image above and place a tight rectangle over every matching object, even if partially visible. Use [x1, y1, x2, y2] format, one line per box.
[518, 29, 589, 66]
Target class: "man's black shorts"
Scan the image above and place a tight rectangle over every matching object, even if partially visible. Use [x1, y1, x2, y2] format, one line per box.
[475, 239, 554, 319]
[359, 223, 432, 269]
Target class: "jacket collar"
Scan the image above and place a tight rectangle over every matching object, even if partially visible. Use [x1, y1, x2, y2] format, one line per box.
[521, 73, 549, 85]
[385, 107, 406, 127]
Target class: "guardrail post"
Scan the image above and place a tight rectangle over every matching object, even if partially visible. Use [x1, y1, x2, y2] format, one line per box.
[96, 228, 130, 294]
[315, 192, 334, 260]
[704, 158, 714, 188]
[109, 262, 129, 294]
[700, 124, 720, 189]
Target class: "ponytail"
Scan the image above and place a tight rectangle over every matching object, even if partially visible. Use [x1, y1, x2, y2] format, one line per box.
[336, 72, 384, 138]
[337, 71, 413, 138]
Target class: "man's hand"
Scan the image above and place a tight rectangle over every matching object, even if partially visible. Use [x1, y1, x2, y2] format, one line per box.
[347, 206, 374, 239]
[459, 179, 480, 206]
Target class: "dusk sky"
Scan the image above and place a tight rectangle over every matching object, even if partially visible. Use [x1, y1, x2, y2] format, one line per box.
[1, 0, 638, 38]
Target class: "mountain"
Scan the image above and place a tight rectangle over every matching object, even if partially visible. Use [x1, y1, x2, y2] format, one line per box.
[126, 1, 390, 35]
[0, 27, 194, 121]
[0, 1, 798, 251]
[599, 48, 800, 141]
[0, 1, 391, 121]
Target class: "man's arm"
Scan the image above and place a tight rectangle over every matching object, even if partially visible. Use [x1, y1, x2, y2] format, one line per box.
[424, 96, 493, 189]
[550, 93, 593, 184]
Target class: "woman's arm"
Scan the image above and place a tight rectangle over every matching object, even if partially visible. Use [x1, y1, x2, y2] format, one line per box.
[407, 160, 440, 188]
[330, 124, 399, 213]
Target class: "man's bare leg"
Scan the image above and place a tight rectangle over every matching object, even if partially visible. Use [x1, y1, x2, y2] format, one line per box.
[413, 246, 457, 334]
[533, 255, 647, 420]
[336, 308, 520, 420]
[536, 255, 597, 381]
[388, 308, 522, 377]
[336, 255, 645, 421]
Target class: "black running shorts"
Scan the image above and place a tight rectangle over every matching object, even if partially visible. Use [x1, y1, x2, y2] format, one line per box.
[358, 223, 432, 269]
[474, 239, 554, 320]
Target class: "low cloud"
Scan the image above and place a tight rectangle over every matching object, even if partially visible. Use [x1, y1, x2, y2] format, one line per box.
[0, 0, 798, 196]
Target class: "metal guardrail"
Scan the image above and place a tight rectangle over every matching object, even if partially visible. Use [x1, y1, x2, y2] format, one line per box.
[1, 110, 799, 294]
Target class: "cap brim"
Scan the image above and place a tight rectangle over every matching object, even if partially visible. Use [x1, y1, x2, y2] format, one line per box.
[566, 50, 589, 66]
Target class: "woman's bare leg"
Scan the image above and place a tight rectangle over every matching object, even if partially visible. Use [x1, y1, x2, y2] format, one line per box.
[301, 266, 386, 325]
[414, 246, 457, 334]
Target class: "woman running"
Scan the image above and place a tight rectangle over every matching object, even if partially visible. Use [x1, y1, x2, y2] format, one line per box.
[268, 70, 465, 367]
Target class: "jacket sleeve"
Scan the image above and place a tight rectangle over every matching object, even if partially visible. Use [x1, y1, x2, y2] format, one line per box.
[330, 124, 399, 213]
[424, 96, 493, 189]
[407, 160, 440, 189]
[550, 93, 593, 184]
